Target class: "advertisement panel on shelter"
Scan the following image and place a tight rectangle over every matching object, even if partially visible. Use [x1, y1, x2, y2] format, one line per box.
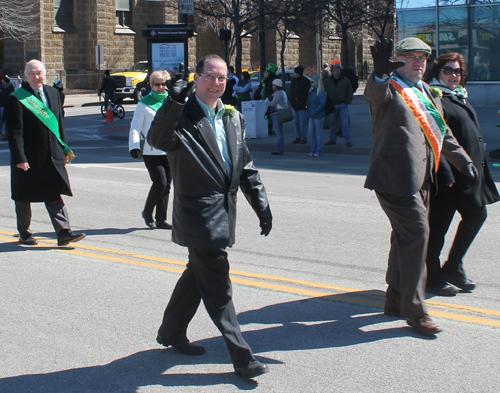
[151, 43, 185, 73]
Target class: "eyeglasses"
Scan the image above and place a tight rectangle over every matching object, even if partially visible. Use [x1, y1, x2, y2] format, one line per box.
[402, 55, 428, 63]
[441, 66, 463, 76]
[154, 83, 166, 87]
[198, 73, 228, 83]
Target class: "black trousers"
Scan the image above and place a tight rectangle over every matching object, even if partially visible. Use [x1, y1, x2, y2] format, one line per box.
[426, 204, 487, 287]
[15, 197, 71, 238]
[143, 155, 171, 223]
[375, 181, 431, 317]
[158, 247, 254, 368]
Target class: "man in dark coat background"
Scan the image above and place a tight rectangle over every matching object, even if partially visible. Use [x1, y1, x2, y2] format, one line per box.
[6, 59, 85, 246]
[148, 55, 272, 379]
[290, 65, 311, 144]
[98, 69, 116, 110]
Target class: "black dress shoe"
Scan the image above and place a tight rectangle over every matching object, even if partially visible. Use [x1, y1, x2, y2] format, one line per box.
[19, 235, 38, 245]
[156, 221, 172, 229]
[406, 315, 442, 335]
[426, 283, 458, 297]
[443, 274, 476, 291]
[299, 139, 307, 144]
[384, 293, 401, 317]
[142, 211, 156, 229]
[271, 151, 283, 155]
[291, 138, 301, 144]
[234, 360, 269, 378]
[57, 231, 86, 246]
[156, 335, 205, 355]
[325, 141, 336, 145]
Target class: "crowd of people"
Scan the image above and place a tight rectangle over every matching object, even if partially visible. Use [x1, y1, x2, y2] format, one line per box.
[3, 40, 497, 377]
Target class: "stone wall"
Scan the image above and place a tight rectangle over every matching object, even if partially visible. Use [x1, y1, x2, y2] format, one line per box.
[0, 0, 383, 87]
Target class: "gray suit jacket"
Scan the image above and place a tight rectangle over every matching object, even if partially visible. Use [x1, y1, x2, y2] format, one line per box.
[363, 74, 472, 197]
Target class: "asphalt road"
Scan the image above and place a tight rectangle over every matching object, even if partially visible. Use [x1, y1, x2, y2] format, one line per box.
[1, 101, 500, 392]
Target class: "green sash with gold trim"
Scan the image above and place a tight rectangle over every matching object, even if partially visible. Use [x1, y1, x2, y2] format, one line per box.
[12, 87, 75, 163]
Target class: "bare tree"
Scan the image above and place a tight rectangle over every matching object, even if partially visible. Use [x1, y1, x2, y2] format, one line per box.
[195, 0, 264, 75]
[266, 0, 317, 81]
[320, 0, 367, 69]
[0, 0, 39, 41]
[364, 0, 396, 40]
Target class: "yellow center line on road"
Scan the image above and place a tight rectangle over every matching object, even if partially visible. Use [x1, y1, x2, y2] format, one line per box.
[2, 231, 500, 328]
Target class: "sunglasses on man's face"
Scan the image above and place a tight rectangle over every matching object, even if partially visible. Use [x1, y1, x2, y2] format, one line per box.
[441, 67, 463, 76]
[154, 83, 166, 87]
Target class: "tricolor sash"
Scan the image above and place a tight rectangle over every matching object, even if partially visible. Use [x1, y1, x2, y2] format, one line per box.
[12, 87, 75, 163]
[390, 75, 446, 169]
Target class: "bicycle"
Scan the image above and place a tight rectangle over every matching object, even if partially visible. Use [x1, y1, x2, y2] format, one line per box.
[101, 101, 126, 119]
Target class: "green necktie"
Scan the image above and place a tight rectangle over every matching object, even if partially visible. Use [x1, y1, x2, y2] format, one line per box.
[38, 89, 46, 105]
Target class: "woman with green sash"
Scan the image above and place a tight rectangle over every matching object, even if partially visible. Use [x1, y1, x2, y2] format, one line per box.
[129, 70, 172, 229]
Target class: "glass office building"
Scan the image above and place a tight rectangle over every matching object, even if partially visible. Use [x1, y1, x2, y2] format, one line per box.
[397, 1, 500, 82]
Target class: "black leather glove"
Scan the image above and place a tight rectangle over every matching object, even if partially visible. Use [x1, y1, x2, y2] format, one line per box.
[130, 149, 141, 159]
[259, 217, 272, 237]
[370, 38, 406, 78]
[460, 162, 479, 188]
[167, 63, 194, 103]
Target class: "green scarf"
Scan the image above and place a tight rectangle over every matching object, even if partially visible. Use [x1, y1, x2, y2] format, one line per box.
[12, 87, 75, 163]
[139, 91, 168, 112]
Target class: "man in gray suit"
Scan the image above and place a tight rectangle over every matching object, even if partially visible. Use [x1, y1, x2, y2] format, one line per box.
[364, 38, 478, 335]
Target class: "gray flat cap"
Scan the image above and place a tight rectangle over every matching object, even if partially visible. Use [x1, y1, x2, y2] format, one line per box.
[396, 37, 432, 56]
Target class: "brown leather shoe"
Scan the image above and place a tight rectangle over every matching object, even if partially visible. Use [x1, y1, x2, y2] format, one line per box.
[406, 315, 443, 335]
[384, 293, 401, 317]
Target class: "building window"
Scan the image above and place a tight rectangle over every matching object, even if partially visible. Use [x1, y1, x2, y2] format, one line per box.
[116, 0, 133, 29]
[469, 5, 500, 81]
[54, 0, 75, 32]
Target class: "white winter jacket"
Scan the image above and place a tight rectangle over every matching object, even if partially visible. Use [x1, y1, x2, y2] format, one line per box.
[128, 99, 166, 156]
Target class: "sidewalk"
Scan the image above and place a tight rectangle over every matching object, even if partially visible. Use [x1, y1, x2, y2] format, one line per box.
[64, 89, 500, 158]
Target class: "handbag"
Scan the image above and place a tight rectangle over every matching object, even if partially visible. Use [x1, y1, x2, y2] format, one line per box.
[277, 93, 294, 123]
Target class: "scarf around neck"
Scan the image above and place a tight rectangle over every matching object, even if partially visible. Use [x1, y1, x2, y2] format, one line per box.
[140, 91, 168, 111]
[429, 78, 468, 101]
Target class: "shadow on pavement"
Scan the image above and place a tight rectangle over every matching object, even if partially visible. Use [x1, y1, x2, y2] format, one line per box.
[0, 291, 430, 392]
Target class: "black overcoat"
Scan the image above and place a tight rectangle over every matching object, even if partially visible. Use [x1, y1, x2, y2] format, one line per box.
[148, 95, 271, 249]
[6, 84, 72, 202]
[434, 93, 500, 209]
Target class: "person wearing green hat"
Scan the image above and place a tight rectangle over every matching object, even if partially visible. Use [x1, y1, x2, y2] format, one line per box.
[364, 37, 479, 336]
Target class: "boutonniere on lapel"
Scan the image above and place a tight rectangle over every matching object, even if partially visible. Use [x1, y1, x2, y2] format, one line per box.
[429, 87, 443, 99]
[223, 104, 238, 125]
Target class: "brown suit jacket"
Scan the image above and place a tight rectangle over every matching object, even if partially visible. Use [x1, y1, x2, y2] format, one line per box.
[363, 74, 472, 197]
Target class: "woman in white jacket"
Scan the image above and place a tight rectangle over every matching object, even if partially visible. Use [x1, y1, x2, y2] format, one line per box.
[129, 70, 172, 229]
[265, 78, 287, 155]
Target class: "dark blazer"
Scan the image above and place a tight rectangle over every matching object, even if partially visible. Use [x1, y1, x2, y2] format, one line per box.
[364, 74, 472, 197]
[290, 75, 311, 111]
[6, 84, 72, 202]
[433, 93, 500, 209]
[148, 95, 272, 249]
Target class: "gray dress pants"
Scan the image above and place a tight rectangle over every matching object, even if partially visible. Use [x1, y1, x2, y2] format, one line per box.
[375, 180, 431, 317]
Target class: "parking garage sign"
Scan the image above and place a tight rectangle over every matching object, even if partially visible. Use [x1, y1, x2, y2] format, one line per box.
[179, 0, 194, 14]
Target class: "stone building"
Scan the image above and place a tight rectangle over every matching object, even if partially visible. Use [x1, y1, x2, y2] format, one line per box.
[0, 0, 378, 90]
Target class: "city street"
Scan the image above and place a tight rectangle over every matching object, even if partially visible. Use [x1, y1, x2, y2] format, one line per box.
[1, 97, 500, 392]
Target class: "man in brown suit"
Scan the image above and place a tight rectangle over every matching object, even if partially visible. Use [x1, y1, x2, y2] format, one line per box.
[364, 38, 478, 335]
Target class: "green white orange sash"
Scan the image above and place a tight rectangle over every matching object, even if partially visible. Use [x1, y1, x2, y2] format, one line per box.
[12, 87, 75, 163]
[390, 75, 446, 169]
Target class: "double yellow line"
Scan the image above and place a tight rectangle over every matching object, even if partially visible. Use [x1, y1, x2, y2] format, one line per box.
[2, 230, 500, 329]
